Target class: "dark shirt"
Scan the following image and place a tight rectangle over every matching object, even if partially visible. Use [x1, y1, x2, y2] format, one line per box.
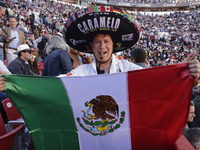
[42, 49, 72, 76]
[8, 57, 34, 75]
[37, 36, 48, 55]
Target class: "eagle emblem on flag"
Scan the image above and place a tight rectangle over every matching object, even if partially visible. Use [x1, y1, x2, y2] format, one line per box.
[77, 95, 125, 136]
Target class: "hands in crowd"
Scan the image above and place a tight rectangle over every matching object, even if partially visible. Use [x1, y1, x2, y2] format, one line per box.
[0, 69, 9, 92]
[6, 37, 15, 43]
[183, 51, 200, 79]
[0, 30, 4, 35]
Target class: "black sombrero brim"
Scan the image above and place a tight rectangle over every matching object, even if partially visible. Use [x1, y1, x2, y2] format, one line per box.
[0, 1, 8, 8]
[64, 6, 141, 53]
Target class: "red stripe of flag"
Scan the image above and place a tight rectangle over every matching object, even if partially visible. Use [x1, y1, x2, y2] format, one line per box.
[113, 7, 122, 14]
[128, 63, 193, 150]
[139, 26, 142, 33]
[67, 19, 71, 27]
[100, 6, 105, 11]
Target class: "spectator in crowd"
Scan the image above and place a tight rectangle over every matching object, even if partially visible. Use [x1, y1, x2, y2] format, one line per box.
[183, 101, 196, 135]
[68, 47, 93, 69]
[191, 87, 200, 128]
[29, 14, 34, 33]
[7, 44, 35, 75]
[33, 26, 39, 39]
[29, 51, 39, 75]
[42, 35, 72, 76]
[184, 128, 200, 150]
[130, 47, 147, 68]
[0, 6, 6, 61]
[0, 60, 10, 124]
[37, 32, 51, 61]
[4, 16, 26, 64]
[62, 9, 200, 79]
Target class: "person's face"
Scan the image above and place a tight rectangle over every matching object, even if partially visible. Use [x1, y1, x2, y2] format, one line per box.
[0, 9, 5, 19]
[9, 18, 18, 28]
[21, 50, 32, 61]
[30, 54, 36, 62]
[47, 34, 52, 40]
[188, 105, 196, 122]
[90, 34, 114, 63]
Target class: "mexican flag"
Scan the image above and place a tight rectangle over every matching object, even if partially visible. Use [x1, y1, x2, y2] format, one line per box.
[4, 63, 193, 150]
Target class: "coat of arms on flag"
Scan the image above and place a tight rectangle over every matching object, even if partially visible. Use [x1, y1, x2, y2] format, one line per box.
[77, 95, 125, 136]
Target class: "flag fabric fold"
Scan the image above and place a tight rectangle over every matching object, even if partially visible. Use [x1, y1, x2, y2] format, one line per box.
[3, 63, 193, 150]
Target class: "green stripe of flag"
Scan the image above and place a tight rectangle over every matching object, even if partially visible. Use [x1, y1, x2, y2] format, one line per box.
[3, 75, 79, 150]
[93, 6, 97, 12]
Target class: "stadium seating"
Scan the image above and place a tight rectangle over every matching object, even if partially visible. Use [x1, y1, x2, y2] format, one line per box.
[0, 113, 23, 150]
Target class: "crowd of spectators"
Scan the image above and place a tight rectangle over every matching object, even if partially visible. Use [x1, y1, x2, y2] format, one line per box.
[1, 0, 200, 149]
[0, 0, 85, 63]
[116, 9, 200, 68]
[1, 0, 200, 69]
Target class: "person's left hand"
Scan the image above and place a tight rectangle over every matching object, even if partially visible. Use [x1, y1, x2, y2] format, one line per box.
[0, 30, 4, 35]
[183, 50, 200, 79]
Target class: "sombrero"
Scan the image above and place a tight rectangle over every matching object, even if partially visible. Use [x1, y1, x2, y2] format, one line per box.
[0, 1, 8, 8]
[63, 6, 141, 53]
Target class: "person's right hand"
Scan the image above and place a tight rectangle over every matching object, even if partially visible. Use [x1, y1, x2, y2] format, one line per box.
[6, 38, 15, 43]
[0, 77, 5, 92]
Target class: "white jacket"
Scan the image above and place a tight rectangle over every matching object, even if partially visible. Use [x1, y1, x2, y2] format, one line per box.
[67, 55, 142, 76]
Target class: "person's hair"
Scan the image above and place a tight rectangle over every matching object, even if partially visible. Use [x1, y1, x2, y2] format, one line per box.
[29, 60, 39, 75]
[184, 128, 200, 148]
[0, 6, 4, 12]
[18, 50, 25, 57]
[131, 47, 147, 63]
[46, 35, 67, 55]
[191, 101, 195, 107]
[8, 15, 18, 22]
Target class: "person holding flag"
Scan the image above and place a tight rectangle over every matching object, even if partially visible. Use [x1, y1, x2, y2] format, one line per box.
[0, 6, 199, 90]
[59, 6, 200, 78]
[0, 6, 199, 150]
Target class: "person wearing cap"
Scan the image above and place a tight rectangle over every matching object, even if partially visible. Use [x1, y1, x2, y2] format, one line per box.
[7, 44, 35, 75]
[62, 6, 200, 78]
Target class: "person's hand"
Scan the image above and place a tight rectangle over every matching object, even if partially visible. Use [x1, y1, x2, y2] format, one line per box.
[79, 52, 87, 59]
[0, 77, 5, 92]
[6, 37, 15, 43]
[183, 50, 200, 79]
[0, 30, 4, 35]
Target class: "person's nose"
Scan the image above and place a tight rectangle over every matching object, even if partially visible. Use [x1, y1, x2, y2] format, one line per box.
[100, 41, 105, 49]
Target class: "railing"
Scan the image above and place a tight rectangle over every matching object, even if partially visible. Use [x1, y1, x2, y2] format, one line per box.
[84, 0, 200, 7]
